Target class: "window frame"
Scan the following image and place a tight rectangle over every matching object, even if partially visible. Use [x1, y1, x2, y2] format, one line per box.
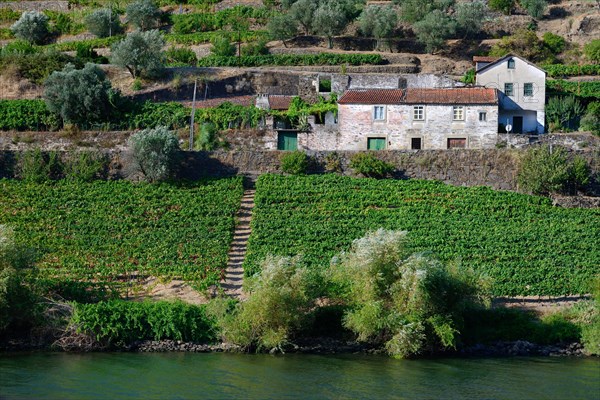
[504, 83, 514, 97]
[523, 83, 533, 97]
[507, 58, 515, 69]
[413, 105, 425, 121]
[452, 106, 465, 121]
[373, 105, 386, 121]
[479, 111, 487, 122]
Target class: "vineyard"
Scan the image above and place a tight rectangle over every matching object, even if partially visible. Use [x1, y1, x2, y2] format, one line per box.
[0, 178, 244, 293]
[245, 175, 600, 297]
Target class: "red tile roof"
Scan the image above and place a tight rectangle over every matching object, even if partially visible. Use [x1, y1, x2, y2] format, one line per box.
[338, 89, 405, 105]
[404, 88, 498, 104]
[268, 95, 294, 110]
[338, 88, 498, 105]
[473, 56, 499, 63]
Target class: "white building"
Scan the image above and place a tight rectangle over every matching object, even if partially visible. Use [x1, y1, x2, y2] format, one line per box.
[475, 54, 546, 134]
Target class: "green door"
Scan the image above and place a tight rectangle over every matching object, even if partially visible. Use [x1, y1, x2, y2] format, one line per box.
[278, 132, 298, 151]
[367, 137, 386, 150]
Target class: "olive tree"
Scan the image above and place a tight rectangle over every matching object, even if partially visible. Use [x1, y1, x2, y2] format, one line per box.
[267, 14, 298, 47]
[288, 0, 318, 35]
[313, 0, 349, 49]
[455, 1, 486, 39]
[329, 229, 489, 358]
[359, 5, 398, 51]
[10, 11, 50, 44]
[126, 0, 161, 31]
[84, 8, 122, 38]
[413, 10, 457, 53]
[128, 126, 181, 182]
[43, 63, 114, 126]
[110, 30, 165, 78]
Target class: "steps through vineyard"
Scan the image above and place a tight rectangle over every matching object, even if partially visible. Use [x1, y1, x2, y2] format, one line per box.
[221, 186, 255, 299]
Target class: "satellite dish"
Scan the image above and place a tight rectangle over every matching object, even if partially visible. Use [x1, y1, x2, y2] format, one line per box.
[506, 124, 513, 133]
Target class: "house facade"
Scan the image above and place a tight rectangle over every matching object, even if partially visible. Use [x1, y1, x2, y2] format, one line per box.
[335, 88, 499, 150]
[475, 54, 546, 134]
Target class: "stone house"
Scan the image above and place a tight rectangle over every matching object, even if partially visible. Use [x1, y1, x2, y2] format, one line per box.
[334, 88, 499, 150]
[474, 54, 546, 134]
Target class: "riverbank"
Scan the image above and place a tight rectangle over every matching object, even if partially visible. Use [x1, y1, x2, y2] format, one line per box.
[0, 337, 590, 359]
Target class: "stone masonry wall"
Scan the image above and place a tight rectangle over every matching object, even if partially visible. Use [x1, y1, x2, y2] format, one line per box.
[337, 104, 498, 150]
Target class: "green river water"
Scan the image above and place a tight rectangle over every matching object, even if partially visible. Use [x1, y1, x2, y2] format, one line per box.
[0, 353, 599, 399]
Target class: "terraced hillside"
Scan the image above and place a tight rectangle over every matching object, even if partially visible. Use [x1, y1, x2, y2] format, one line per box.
[245, 174, 600, 296]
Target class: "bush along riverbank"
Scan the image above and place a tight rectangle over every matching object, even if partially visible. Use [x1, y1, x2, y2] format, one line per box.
[2, 228, 598, 358]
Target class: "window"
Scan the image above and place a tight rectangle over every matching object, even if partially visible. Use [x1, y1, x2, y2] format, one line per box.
[373, 106, 385, 121]
[447, 138, 466, 149]
[479, 112, 487, 121]
[504, 83, 514, 96]
[411, 138, 422, 150]
[507, 58, 515, 69]
[524, 83, 533, 97]
[367, 137, 386, 150]
[413, 106, 424, 120]
[453, 106, 464, 121]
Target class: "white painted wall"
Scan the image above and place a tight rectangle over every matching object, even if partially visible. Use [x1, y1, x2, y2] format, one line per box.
[476, 57, 546, 133]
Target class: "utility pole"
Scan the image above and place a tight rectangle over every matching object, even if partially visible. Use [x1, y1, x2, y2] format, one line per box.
[189, 79, 198, 151]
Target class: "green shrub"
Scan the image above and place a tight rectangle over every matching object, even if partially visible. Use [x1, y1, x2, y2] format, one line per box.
[63, 151, 106, 182]
[130, 101, 190, 130]
[217, 255, 319, 351]
[128, 126, 181, 182]
[546, 96, 585, 132]
[580, 102, 600, 135]
[72, 300, 216, 346]
[546, 80, 600, 99]
[197, 53, 383, 67]
[18, 149, 62, 182]
[195, 122, 219, 150]
[543, 64, 600, 78]
[489, 29, 554, 63]
[0, 100, 59, 131]
[0, 40, 38, 55]
[10, 11, 50, 44]
[280, 151, 309, 175]
[85, 8, 122, 38]
[462, 307, 580, 345]
[584, 39, 600, 64]
[488, 0, 514, 14]
[75, 43, 108, 64]
[349, 153, 394, 178]
[0, 50, 79, 85]
[241, 40, 269, 56]
[520, 0, 547, 19]
[329, 229, 490, 358]
[165, 46, 197, 66]
[517, 145, 590, 195]
[324, 151, 342, 173]
[210, 36, 236, 57]
[0, 225, 40, 339]
[542, 32, 565, 54]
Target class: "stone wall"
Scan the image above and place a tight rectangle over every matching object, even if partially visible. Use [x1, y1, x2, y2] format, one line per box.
[185, 150, 523, 190]
[1, 145, 598, 194]
[336, 103, 498, 150]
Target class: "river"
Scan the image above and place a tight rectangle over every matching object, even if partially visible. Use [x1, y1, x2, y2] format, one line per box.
[1, 353, 599, 399]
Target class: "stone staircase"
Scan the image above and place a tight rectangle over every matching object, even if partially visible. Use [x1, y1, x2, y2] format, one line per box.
[221, 188, 255, 298]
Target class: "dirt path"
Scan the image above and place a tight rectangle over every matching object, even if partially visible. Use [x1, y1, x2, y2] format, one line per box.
[220, 188, 256, 299]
